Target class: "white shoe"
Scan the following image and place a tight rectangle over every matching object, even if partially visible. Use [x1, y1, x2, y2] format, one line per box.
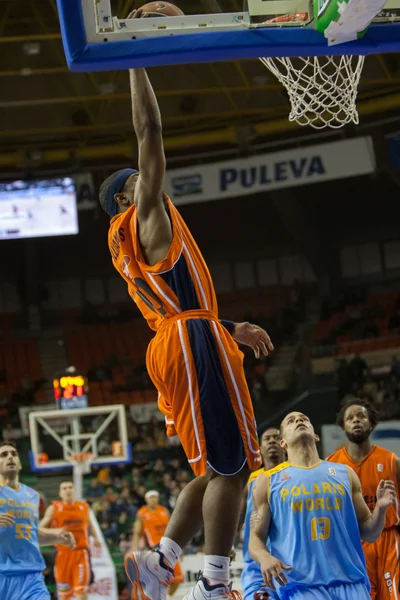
[124, 549, 174, 600]
[182, 576, 242, 600]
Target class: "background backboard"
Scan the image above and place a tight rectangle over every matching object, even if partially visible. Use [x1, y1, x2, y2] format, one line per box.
[29, 404, 131, 472]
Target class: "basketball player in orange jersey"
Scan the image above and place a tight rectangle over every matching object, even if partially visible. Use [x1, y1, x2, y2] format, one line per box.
[98, 37, 273, 600]
[40, 481, 101, 600]
[328, 398, 400, 600]
[131, 490, 184, 598]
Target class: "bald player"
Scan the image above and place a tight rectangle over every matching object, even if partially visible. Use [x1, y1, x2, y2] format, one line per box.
[241, 428, 285, 600]
[250, 411, 396, 600]
[328, 398, 400, 600]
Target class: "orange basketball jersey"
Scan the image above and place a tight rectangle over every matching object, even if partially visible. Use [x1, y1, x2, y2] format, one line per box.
[108, 196, 218, 331]
[51, 500, 90, 551]
[108, 195, 261, 476]
[328, 445, 400, 529]
[137, 504, 169, 548]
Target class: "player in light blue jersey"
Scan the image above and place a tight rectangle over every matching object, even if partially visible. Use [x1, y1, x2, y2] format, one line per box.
[0, 442, 75, 600]
[241, 428, 284, 600]
[249, 412, 396, 600]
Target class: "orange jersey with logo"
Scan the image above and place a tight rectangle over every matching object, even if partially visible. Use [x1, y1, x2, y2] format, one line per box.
[108, 196, 218, 332]
[51, 500, 90, 551]
[327, 445, 400, 529]
[137, 504, 169, 548]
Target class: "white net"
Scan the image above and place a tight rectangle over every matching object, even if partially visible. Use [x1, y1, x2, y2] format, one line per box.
[69, 451, 94, 474]
[259, 55, 365, 129]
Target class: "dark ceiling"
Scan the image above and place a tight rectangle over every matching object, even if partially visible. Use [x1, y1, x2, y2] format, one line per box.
[1, 0, 400, 176]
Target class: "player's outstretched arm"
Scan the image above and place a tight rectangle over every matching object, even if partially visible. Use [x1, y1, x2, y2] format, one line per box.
[130, 515, 143, 551]
[349, 467, 396, 543]
[129, 68, 166, 213]
[249, 474, 291, 591]
[129, 69, 171, 265]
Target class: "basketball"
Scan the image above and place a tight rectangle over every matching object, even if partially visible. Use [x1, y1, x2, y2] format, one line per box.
[139, 2, 184, 17]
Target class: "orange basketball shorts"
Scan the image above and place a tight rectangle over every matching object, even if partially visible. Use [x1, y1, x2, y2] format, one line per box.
[363, 528, 400, 600]
[54, 548, 91, 598]
[146, 310, 262, 477]
[171, 560, 184, 584]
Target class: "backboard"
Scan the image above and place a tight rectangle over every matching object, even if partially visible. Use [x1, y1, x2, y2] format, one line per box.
[28, 404, 131, 472]
[56, 0, 400, 72]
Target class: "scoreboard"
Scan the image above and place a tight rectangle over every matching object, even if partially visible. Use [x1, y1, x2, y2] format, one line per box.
[53, 373, 89, 410]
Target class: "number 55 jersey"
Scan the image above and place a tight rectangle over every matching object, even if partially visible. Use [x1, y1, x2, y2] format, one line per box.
[108, 196, 261, 478]
[265, 460, 369, 593]
[0, 482, 45, 574]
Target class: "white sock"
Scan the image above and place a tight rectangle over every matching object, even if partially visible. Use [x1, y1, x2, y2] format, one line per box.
[203, 555, 230, 586]
[158, 536, 182, 568]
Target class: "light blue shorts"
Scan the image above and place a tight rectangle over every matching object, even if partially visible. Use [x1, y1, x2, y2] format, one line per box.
[241, 561, 278, 600]
[0, 572, 50, 600]
[280, 581, 370, 600]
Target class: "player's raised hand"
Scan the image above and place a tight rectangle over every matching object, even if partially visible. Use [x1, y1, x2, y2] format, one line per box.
[232, 322, 274, 359]
[259, 553, 291, 590]
[376, 480, 396, 509]
[0, 513, 15, 527]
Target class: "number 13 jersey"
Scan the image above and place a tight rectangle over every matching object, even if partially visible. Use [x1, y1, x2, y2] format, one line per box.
[265, 460, 369, 591]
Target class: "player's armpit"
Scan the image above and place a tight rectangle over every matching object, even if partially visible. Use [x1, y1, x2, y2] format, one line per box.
[249, 474, 271, 563]
[133, 203, 172, 267]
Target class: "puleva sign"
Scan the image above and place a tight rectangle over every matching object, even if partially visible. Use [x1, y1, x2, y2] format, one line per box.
[219, 155, 325, 191]
[165, 137, 375, 205]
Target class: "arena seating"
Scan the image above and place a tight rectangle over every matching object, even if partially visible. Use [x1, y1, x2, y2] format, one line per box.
[0, 337, 43, 400]
[313, 290, 400, 353]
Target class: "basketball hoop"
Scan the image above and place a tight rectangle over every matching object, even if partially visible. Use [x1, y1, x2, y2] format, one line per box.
[259, 55, 365, 129]
[69, 452, 94, 474]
